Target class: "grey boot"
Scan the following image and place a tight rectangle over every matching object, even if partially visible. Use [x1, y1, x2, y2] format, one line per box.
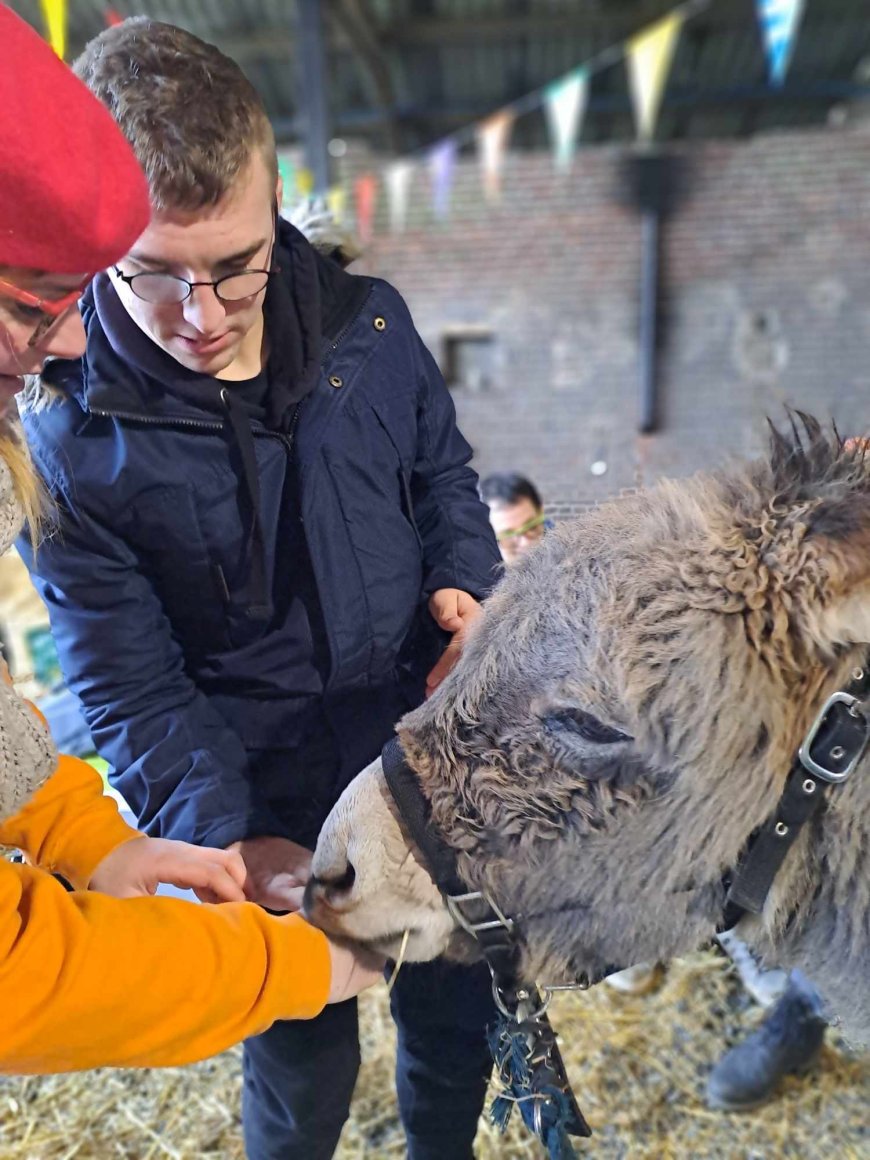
[706, 972, 826, 1111]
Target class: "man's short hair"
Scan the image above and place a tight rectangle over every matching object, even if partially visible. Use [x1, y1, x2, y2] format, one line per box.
[480, 472, 543, 510]
[74, 18, 278, 213]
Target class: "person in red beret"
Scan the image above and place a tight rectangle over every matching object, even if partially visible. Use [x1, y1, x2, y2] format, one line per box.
[0, 3, 381, 1077]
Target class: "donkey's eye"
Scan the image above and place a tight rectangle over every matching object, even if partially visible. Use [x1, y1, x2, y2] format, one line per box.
[543, 708, 633, 745]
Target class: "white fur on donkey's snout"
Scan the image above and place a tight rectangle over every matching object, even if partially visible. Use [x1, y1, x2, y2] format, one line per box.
[309, 757, 455, 961]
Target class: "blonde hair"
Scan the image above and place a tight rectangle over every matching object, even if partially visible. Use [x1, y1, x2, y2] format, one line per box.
[0, 417, 44, 541]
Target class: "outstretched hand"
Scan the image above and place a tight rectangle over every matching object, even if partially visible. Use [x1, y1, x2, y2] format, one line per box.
[89, 836, 248, 903]
[425, 588, 483, 697]
[228, 835, 314, 913]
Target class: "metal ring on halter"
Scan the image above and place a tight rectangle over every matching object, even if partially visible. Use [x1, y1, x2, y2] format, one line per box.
[491, 975, 553, 1020]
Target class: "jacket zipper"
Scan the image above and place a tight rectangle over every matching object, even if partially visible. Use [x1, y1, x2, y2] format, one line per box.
[88, 281, 374, 429]
[89, 406, 300, 455]
[326, 283, 374, 355]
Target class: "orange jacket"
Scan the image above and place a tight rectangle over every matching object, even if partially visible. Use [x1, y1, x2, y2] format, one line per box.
[0, 754, 330, 1073]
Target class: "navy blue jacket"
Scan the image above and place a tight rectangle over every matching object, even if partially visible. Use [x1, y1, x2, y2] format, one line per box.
[21, 229, 500, 848]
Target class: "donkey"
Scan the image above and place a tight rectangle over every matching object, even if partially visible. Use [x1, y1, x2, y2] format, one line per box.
[306, 419, 870, 1045]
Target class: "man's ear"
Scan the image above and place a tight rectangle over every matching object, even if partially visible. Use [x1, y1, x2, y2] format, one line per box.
[275, 174, 284, 213]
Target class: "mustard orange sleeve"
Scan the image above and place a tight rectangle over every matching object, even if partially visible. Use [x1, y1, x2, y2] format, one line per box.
[0, 860, 331, 1073]
[0, 754, 140, 889]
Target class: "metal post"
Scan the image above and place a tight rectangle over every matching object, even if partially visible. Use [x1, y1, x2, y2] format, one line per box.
[298, 0, 331, 195]
[638, 206, 660, 434]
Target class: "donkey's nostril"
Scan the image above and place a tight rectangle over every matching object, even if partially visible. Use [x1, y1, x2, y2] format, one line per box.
[323, 860, 356, 898]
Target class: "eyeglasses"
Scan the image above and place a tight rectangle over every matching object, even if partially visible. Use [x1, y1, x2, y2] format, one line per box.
[112, 264, 280, 305]
[0, 277, 87, 348]
[496, 512, 547, 543]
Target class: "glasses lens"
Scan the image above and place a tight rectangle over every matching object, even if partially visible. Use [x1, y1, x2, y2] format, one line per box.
[129, 274, 191, 304]
[215, 271, 271, 302]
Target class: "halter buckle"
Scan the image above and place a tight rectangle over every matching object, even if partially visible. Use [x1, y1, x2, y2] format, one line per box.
[798, 691, 869, 784]
[446, 890, 516, 937]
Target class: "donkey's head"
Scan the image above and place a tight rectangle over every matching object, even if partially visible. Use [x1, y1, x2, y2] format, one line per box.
[308, 418, 870, 1038]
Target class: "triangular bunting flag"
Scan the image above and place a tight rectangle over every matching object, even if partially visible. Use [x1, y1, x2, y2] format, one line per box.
[544, 68, 589, 172]
[326, 186, 346, 222]
[386, 161, 414, 233]
[756, 0, 805, 86]
[476, 110, 515, 202]
[296, 168, 315, 198]
[277, 157, 296, 207]
[39, 0, 67, 58]
[428, 139, 458, 220]
[627, 11, 684, 143]
[354, 174, 378, 244]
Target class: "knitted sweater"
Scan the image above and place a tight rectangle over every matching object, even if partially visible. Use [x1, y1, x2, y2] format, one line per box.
[0, 454, 56, 823]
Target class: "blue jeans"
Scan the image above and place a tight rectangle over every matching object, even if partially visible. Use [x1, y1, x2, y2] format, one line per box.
[242, 957, 495, 1160]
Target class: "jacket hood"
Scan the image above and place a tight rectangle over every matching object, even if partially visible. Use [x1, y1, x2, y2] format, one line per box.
[42, 217, 367, 424]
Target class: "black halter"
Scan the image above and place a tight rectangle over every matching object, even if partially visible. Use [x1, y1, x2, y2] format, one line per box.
[381, 658, 870, 1151]
[381, 738, 592, 1145]
[722, 659, 870, 928]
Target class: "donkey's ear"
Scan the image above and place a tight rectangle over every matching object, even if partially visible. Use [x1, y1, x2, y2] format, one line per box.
[812, 506, 870, 647]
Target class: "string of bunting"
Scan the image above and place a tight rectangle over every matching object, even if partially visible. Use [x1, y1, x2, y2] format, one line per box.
[351, 0, 806, 236]
[31, 1, 806, 228]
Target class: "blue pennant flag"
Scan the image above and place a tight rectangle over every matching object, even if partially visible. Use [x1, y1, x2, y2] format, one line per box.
[756, 0, 805, 86]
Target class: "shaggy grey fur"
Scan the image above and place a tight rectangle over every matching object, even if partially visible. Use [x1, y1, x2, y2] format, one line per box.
[398, 417, 870, 1045]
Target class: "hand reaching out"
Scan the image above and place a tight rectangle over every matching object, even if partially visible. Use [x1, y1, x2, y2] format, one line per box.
[229, 835, 314, 912]
[425, 588, 483, 697]
[89, 836, 248, 903]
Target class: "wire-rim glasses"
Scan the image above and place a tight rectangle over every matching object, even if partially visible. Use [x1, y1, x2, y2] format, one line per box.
[112, 263, 280, 305]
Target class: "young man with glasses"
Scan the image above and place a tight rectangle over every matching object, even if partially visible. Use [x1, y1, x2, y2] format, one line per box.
[21, 17, 501, 1160]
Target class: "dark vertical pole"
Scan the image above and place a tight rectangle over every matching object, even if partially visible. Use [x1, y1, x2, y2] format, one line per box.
[638, 205, 660, 434]
[298, 0, 331, 195]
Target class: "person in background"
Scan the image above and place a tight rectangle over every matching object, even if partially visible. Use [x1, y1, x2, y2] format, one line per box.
[0, 2, 380, 1076]
[480, 471, 551, 564]
[20, 17, 501, 1160]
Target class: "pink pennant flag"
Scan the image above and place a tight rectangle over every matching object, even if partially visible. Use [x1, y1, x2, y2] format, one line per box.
[476, 110, 515, 202]
[354, 174, 378, 245]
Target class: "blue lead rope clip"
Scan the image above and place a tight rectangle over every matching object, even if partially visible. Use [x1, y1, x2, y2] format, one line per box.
[488, 983, 591, 1159]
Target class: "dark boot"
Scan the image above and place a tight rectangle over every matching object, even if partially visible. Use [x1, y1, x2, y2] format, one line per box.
[706, 971, 826, 1111]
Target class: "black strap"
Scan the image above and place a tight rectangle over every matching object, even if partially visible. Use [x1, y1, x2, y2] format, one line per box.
[381, 736, 467, 896]
[381, 737, 523, 979]
[724, 662, 870, 924]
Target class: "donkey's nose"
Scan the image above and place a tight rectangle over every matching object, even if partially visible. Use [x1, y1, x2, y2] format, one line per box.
[305, 860, 357, 914]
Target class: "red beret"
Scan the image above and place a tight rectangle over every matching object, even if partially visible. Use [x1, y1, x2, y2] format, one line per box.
[0, 5, 150, 274]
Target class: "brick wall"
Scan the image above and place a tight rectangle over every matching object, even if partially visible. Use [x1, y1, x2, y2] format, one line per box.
[336, 120, 870, 515]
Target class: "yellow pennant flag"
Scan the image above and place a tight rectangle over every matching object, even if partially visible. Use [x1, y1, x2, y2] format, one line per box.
[39, 0, 67, 59]
[295, 167, 315, 198]
[326, 186, 346, 223]
[627, 11, 684, 144]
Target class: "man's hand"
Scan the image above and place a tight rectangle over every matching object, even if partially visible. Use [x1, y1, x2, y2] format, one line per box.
[325, 938, 386, 1004]
[89, 836, 248, 903]
[425, 588, 483, 697]
[229, 835, 313, 912]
